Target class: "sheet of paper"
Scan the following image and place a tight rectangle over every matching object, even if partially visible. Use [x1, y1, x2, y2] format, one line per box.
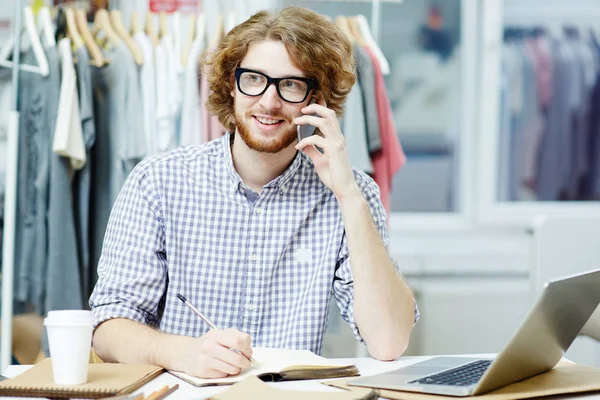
[169, 347, 349, 386]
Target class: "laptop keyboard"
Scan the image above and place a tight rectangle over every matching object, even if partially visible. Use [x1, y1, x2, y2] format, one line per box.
[408, 359, 493, 387]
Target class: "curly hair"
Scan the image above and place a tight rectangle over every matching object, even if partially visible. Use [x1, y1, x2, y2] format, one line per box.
[201, 6, 356, 132]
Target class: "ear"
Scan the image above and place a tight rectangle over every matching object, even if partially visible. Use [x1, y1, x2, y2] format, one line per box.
[230, 73, 236, 97]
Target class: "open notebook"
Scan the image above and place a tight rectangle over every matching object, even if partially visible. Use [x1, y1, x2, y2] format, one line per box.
[170, 347, 359, 387]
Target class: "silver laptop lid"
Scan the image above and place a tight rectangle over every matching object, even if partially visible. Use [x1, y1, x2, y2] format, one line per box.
[473, 268, 600, 395]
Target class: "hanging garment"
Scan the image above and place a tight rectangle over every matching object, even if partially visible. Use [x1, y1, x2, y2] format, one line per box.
[73, 44, 96, 302]
[179, 33, 205, 147]
[536, 39, 573, 200]
[363, 46, 406, 213]
[162, 34, 182, 147]
[0, 68, 11, 273]
[90, 42, 146, 277]
[155, 40, 177, 153]
[134, 32, 158, 157]
[354, 44, 381, 154]
[200, 48, 227, 142]
[46, 38, 85, 314]
[341, 82, 373, 173]
[14, 47, 54, 313]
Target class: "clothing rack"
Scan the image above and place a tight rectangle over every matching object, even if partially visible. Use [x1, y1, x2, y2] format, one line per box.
[1, 0, 23, 374]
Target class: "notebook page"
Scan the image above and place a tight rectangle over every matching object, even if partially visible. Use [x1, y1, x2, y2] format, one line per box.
[169, 347, 349, 386]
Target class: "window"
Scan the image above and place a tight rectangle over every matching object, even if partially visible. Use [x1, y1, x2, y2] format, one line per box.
[478, 0, 600, 224]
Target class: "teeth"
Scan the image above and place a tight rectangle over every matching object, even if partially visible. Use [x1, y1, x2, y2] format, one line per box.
[256, 117, 280, 125]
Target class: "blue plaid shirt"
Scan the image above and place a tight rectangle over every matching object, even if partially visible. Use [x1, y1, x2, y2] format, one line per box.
[90, 133, 413, 354]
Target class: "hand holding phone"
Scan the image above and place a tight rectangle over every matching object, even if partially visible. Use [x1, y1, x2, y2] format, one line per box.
[296, 99, 323, 153]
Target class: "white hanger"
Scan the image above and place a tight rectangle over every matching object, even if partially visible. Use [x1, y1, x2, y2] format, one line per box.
[356, 14, 390, 75]
[0, 7, 49, 76]
[197, 12, 206, 47]
[172, 10, 182, 64]
[37, 6, 56, 47]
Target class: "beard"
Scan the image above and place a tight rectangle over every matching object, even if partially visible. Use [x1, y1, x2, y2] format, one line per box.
[234, 107, 298, 153]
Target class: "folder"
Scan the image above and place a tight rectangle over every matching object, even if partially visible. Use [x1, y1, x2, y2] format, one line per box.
[208, 376, 377, 400]
[0, 358, 163, 398]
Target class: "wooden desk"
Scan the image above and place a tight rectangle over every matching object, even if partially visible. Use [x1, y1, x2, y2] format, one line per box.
[4, 355, 600, 399]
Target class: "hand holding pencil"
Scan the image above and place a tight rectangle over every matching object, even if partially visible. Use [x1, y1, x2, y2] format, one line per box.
[175, 294, 259, 378]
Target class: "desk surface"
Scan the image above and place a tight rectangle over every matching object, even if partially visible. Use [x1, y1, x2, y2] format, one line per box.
[4, 355, 600, 400]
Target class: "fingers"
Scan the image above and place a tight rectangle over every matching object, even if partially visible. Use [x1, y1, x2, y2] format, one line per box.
[299, 99, 333, 119]
[212, 344, 250, 370]
[214, 328, 252, 357]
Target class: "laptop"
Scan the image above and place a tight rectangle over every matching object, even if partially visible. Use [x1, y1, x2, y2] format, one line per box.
[349, 268, 600, 397]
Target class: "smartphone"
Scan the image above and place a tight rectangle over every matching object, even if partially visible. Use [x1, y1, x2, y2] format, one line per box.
[296, 99, 323, 153]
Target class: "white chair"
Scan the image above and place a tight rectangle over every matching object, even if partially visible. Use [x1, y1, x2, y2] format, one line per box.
[529, 215, 600, 366]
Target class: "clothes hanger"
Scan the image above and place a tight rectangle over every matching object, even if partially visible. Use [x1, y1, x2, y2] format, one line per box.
[110, 10, 144, 65]
[347, 16, 367, 47]
[65, 7, 84, 50]
[355, 14, 390, 75]
[0, 6, 49, 76]
[194, 12, 206, 66]
[145, 12, 159, 47]
[37, 6, 56, 47]
[159, 11, 169, 39]
[130, 11, 142, 35]
[75, 8, 106, 67]
[335, 15, 356, 45]
[181, 13, 197, 67]
[173, 10, 182, 62]
[209, 14, 224, 49]
[92, 8, 121, 50]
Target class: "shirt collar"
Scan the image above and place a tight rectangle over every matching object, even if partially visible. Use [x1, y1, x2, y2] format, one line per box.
[221, 132, 305, 194]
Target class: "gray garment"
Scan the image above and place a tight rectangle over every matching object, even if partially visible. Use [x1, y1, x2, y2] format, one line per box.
[73, 45, 96, 301]
[45, 46, 83, 314]
[90, 43, 146, 281]
[341, 82, 373, 173]
[354, 44, 381, 154]
[14, 49, 52, 312]
[536, 39, 572, 200]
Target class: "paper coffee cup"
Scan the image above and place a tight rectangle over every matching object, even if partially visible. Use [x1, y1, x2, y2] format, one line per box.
[44, 310, 94, 385]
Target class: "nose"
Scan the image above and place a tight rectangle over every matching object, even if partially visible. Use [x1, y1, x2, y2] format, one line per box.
[258, 83, 282, 111]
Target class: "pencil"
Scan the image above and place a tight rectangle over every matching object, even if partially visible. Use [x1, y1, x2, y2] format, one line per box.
[176, 293, 260, 367]
[145, 384, 179, 400]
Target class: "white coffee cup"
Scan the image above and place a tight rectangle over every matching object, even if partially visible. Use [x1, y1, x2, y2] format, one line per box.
[44, 310, 94, 385]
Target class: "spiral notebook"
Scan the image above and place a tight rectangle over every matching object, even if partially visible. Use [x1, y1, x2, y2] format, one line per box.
[170, 347, 360, 387]
[0, 358, 163, 398]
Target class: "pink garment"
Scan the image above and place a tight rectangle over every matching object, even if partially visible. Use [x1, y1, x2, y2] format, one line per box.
[200, 68, 227, 142]
[530, 37, 553, 108]
[363, 46, 406, 213]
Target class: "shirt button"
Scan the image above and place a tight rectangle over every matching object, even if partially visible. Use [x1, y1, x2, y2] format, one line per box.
[280, 184, 287, 192]
[250, 254, 258, 261]
[255, 207, 263, 214]
[246, 302, 256, 311]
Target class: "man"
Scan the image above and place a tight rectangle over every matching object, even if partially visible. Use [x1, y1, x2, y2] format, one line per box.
[90, 6, 418, 379]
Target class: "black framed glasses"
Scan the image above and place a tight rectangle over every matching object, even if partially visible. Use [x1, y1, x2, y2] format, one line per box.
[235, 67, 317, 103]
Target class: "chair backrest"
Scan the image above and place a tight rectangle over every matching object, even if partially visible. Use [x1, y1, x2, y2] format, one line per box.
[529, 215, 600, 366]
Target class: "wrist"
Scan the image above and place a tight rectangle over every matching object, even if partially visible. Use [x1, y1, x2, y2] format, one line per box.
[151, 331, 185, 369]
[335, 185, 363, 204]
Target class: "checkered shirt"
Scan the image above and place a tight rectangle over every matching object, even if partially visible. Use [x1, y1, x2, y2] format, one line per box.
[90, 132, 415, 355]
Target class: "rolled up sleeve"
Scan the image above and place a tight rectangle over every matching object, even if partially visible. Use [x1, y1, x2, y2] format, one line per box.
[332, 170, 419, 342]
[89, 162, 167, 329]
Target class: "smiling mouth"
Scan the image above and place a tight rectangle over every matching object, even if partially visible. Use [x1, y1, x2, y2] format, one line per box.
[253, 116, 284, 126]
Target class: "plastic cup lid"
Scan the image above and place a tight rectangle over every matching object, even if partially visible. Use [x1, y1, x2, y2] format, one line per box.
[44, 310, 93, 326]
